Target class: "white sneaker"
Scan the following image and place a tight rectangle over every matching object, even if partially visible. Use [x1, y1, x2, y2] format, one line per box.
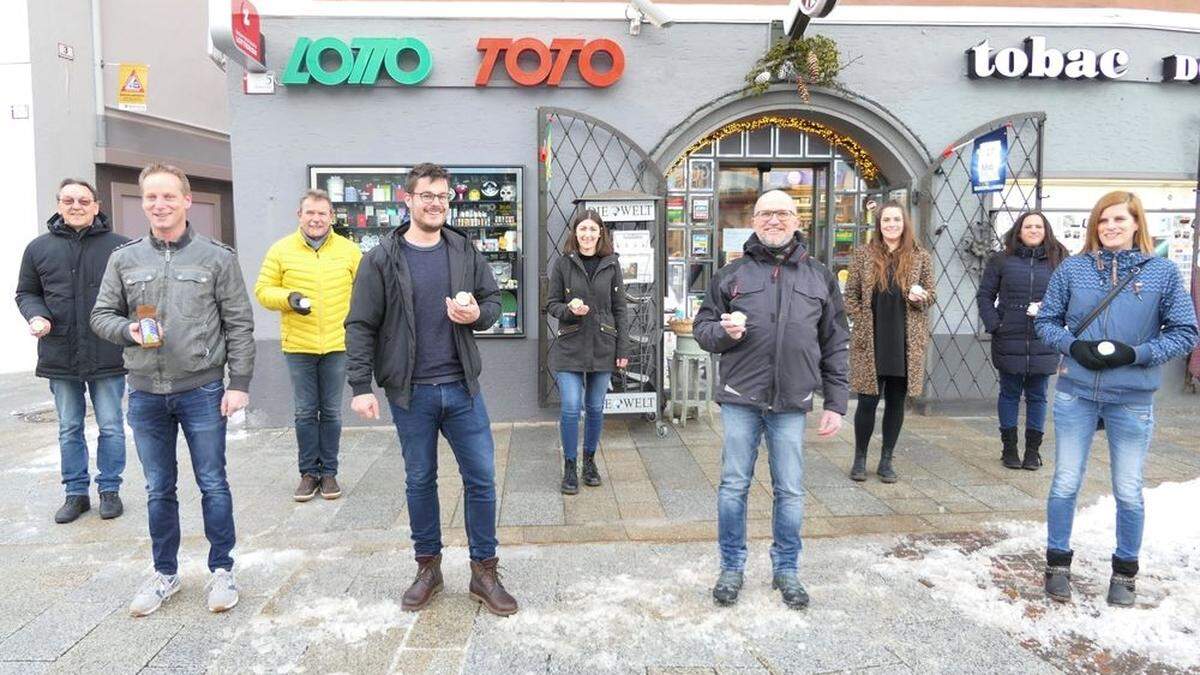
[129, 572, 181, 617]
[206, 568, 239, 613]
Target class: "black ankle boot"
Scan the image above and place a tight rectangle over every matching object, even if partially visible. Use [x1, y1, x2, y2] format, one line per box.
[1107, 556, 1138, 607]
[561, 458, 579, 495]
[1044, 549, 1073, 602]
[877, 447, 898, 483]
[581, 453, 601, 487]
[850, 447, 868, 482]
[1000, 427, 1021, 469]
[1022, 429, 1044, 470]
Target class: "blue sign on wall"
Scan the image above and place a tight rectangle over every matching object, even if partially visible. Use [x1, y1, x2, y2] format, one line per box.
[970, 127, 1009, 194]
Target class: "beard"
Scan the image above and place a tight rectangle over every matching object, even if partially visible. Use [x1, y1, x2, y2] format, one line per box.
[758, 230, 792, 247]
[412, 215, 444, 233]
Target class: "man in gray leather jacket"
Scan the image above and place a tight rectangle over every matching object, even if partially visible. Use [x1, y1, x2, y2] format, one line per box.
[694, 189, 850, 611]
[91, 163, 254, 618]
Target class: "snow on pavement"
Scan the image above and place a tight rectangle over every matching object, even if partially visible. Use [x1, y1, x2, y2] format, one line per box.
[874, 478, 1200, 669]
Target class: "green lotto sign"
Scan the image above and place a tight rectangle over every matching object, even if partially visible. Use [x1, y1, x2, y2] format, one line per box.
[281, 37, 432, 86]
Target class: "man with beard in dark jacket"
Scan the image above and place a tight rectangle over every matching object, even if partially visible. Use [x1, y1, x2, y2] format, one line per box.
[694, 189, 850, 610]
[345, 162, 517, 617]
[15, 179, 129, 523]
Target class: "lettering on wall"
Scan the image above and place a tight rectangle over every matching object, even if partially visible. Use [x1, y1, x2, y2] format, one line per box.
[281, 37, 432, 86]
[475, 38, 625, 88]
[967, 37, 1129, 80]
[1162, 55, 1200, 84]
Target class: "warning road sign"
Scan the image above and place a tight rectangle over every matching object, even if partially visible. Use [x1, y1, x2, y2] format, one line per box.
[117, 63, 148, 112]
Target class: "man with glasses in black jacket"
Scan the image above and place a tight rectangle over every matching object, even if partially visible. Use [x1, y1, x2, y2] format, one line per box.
[346, 163, 517, 617]
[16, 179, 129, 524]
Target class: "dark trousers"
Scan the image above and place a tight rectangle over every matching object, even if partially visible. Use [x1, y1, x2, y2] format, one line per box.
[389, 382, 498, 562]
[997, 371, 1050, 432]
[284, 351, 347, 476]
[854, 375, 908, 452]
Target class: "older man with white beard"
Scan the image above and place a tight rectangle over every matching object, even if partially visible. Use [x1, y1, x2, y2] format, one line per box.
[694, 189, 850, 610]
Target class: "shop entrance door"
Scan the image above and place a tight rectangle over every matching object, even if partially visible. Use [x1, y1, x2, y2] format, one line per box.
[714, 164, 828, 266]
[536, 108, 666, 408]
[914, 112, 1045, 406]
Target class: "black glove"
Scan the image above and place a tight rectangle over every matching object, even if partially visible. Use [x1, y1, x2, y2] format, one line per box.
[288, 292, 311, 316]
[1101, 340, 1136, 368]
[1069, 340, 1108, 371]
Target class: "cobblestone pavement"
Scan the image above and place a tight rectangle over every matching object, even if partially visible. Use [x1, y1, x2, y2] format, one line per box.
[0, 372, 1196, 673]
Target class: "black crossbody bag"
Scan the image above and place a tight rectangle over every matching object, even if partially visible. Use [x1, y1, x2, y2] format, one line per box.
[1066, 266, 1141, 430]
[1069, 266, 1141, 338]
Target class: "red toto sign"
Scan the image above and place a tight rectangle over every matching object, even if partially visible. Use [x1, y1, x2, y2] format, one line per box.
[476, 38, 625, 87]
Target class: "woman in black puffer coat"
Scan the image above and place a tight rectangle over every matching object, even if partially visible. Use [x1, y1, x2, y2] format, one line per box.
[976, 211, 1068, 470]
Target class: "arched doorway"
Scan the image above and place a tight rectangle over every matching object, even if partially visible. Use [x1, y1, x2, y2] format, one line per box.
[650, 86, 930, 314]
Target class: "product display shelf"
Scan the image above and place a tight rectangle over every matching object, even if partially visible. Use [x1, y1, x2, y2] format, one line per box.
[311, 165, 526, 338]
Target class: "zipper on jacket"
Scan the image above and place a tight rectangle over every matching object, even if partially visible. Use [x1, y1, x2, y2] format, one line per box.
[158, 245, 173, 389]
[767, 262, 783, 409]
[315, 245, 324, 349]
[1026, 256, 1033, 374]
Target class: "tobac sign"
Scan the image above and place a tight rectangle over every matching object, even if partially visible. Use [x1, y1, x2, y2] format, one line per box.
[475, 38, 625, 88]
[281, 37, 432, 86]
[967, 37, 1130, 80]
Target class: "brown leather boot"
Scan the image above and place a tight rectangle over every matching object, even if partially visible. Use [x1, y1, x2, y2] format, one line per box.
[401, 554, 443, 612]
[469, 557, 518, 616]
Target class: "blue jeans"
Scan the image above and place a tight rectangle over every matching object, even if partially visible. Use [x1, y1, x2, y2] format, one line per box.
[997, 371, 1050, 432]
[49, 376, 126, 496]
[285, 351, 347, 476]
[718, 403, 806, 574]
[1047, 390, 1154, 563]
[128, 380, 235, 575]
[554, 371, 611, 460]
[389, 382, 498, 561]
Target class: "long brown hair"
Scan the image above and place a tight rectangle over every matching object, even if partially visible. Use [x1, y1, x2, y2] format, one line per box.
[1083, 191, 1154, 253]
[563, 209, 615, 257]
[868, 202, 921, 294]
[1004, 211, 1068, 268]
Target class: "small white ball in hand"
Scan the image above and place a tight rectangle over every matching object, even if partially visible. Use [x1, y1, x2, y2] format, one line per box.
[454, 291, 472, 307]
[30, 318, 48, 333]
[911, 284, 925, 296]
[1026, 302, 1040, 317]
[568, 298, 584, 310]
[1097, 341, 1115, 356]
[729, 311, 747, 327]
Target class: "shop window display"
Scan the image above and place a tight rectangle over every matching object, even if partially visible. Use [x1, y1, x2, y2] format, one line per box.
[665, 120, 890, 315]
[990, 179, 1195, 271]
[309, 165, 526, 337]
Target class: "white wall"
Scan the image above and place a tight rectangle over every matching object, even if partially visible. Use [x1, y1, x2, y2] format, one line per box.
[1, 3, 40, 374]
[27, 0, 97, 201]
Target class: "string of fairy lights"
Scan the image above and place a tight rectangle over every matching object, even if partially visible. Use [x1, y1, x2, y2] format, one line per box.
[666, 115, 881, 184]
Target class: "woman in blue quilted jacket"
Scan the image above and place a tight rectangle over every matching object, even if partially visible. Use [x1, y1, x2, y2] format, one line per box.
[1034, 191, 1198, 608]
[977, 212, 1068, 471]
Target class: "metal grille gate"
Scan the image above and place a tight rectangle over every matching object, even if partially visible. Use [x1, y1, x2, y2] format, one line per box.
[536, 108, 666, 406]
[914, 112, 1046, 404]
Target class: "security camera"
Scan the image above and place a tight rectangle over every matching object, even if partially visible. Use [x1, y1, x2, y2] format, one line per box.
[627, 0, 674, 28]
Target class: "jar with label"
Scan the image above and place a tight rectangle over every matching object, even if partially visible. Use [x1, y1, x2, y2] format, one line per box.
[137, 305, 163, 348]
[327, 176, 344, 202]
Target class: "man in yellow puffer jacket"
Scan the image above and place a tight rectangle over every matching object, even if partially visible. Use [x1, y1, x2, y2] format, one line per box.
[255, 189, 362, 502]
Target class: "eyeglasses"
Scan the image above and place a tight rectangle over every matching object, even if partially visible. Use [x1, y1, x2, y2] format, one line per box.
[59, 198, 95, 207]
[415, 192, 451, 205]
[753, 210, 796, 221]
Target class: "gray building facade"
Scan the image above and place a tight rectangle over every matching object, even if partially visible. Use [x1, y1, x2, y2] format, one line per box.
[220, 9, 1199, 426]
